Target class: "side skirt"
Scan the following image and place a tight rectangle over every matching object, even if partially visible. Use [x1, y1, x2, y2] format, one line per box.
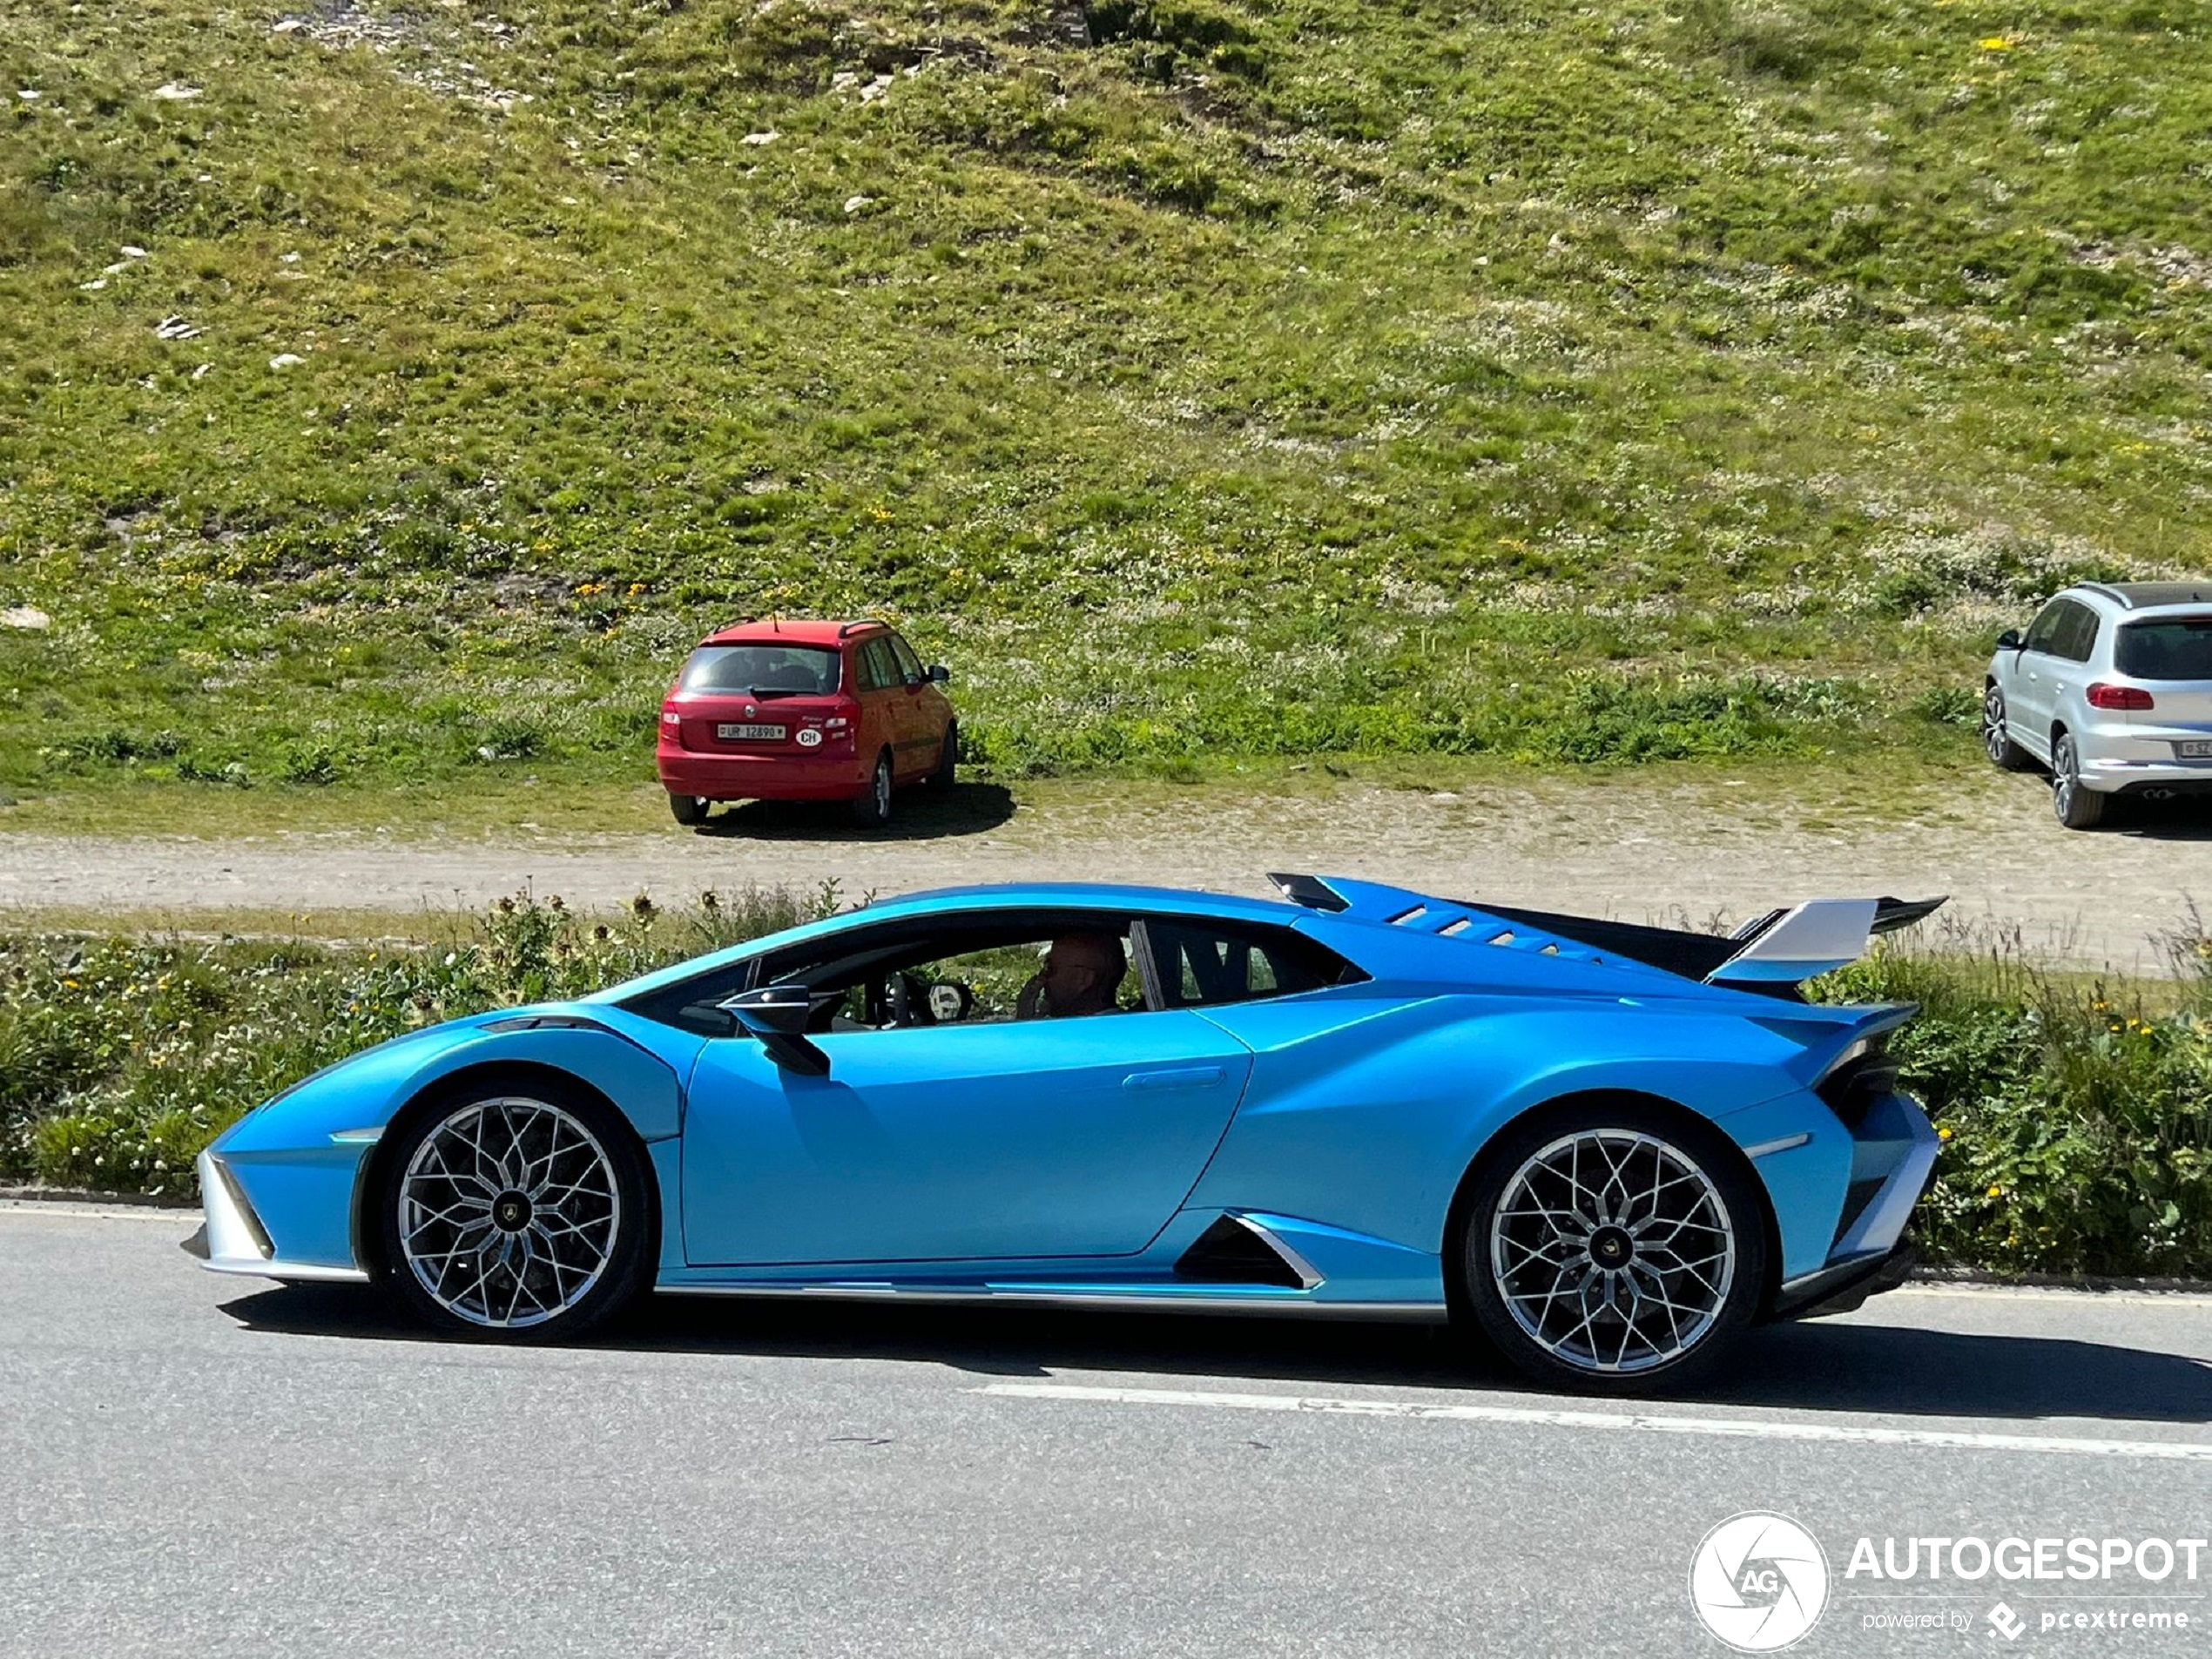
[652, 1283, 1450, 1321]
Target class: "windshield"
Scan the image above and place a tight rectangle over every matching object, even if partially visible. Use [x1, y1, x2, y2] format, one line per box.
[678, 644, 841, 698]
[2114, 617, 2212, 681]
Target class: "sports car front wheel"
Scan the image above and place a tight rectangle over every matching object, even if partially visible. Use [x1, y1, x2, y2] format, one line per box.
[376, 1084, 653, 1340]
[1459, 1103, 1765, 1393]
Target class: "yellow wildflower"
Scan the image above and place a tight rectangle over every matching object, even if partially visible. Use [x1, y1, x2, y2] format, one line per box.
[1986, 1183, 2004, 1198]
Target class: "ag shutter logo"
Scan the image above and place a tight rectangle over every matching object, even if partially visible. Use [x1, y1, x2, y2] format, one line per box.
[1690, 1512, 1831, 1652]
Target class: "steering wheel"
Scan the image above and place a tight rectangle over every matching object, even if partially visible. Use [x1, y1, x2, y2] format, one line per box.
[865, 973, 976, 1028]
[886, 972, 932, 1028]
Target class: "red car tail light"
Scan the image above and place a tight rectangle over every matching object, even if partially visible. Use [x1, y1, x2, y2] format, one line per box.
[2087, 683, 2155, 711]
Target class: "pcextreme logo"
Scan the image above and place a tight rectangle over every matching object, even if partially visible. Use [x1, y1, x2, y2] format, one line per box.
[1689, 1512, 1831, 1652]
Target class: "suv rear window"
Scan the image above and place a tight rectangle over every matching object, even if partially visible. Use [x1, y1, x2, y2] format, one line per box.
[680, 644, 840, 697]
[2115, 617, 2212, 681]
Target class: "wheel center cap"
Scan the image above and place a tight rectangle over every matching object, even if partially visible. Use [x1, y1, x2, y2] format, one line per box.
[492, 1190, 533, 1233]
[1588, 1224, 1634, 1268]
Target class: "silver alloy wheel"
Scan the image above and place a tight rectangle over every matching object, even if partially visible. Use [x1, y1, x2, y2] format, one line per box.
[2053, 734, 2079, 818]
[1489, 1129, 1736, 1373]
[872, 756, 892, 816]
[1982, 686, 2009, 763]
[398, 1096, 622, 1329]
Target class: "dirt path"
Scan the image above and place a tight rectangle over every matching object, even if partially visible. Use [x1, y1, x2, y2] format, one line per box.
[3, 772, 2207, 971]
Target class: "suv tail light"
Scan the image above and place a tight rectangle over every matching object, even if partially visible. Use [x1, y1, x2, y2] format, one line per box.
[2087, 683, 2155, 711]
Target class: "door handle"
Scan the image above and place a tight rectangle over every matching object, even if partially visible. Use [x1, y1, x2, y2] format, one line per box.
[1123, 1065, 1226, 1092]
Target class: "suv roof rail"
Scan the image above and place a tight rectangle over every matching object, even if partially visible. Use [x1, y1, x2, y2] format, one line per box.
[2075, 581, 2129, 608]
[837, 618, 891, 638]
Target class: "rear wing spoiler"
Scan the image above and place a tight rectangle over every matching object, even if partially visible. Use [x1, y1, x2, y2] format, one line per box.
[1703, 896, 1946, 987]
[1267, 873, 1944, 990]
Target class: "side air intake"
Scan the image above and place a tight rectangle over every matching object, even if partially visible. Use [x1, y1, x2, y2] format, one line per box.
[1173, 1216, 1320, 1290]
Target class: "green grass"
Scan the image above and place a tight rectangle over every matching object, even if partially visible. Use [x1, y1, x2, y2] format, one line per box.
[3, 2, 2210, 809]
[6, 889, 2209, 1278]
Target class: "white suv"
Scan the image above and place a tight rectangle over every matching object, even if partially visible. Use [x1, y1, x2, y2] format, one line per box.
[1984, 582, 2212, 828]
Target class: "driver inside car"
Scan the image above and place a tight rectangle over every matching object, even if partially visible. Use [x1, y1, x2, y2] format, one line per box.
[1015, 933, 1127, 1020]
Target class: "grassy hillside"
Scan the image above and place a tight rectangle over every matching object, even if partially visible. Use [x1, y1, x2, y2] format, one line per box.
[3, 0, 2209, 801]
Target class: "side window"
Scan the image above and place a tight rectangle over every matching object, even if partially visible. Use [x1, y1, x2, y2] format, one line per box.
[2022, 601, 2067, 655]
[774, 918, 1143, 1030]
[1141, 920, 1356, 1010]
[886, 633, 923, 685]
[856, 638, 899, 691]
[2056, 604, 2101, 664]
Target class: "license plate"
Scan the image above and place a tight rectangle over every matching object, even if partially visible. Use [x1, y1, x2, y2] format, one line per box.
[717, 723, 786, 741]
[2179, 740, 2212, 759]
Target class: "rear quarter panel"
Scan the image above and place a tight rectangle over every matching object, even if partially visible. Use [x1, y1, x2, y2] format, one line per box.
[1187, 991, 1852, 1271]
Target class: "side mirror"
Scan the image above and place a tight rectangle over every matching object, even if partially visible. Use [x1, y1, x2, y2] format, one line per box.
[1997, 629, 2024, 651]
[719, 985, 830, 1076]
[927, 664, 950, 685]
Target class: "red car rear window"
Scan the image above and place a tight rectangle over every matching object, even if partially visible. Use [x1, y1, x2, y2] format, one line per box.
[679, 644, 841, 696]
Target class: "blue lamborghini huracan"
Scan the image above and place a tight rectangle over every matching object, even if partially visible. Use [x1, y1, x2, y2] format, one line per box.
[193, 874, 1943, 1391]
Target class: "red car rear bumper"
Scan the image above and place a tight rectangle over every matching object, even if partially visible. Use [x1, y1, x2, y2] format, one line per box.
[657, 742, 869, 802]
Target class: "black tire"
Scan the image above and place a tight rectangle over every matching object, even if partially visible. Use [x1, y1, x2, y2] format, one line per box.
[1982, 685, 2033, 772]
[852, 750, 894, 828]
[1455, 1097, 1767, 1394]
[669, 792, 709, 826]
[928, 720, 959, 789]
[374, 1078, 655, 1342]
[2051, 731, 2107, 830]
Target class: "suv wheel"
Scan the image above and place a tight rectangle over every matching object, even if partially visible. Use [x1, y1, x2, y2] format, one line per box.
[1982, 685, 2033, 772]
[2051, 731, 2107, 830]
[669, 792, 709, 826]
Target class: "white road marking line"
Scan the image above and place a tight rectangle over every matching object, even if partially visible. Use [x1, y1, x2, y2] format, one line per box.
[1892, 1284, 2212, 1308]
[0, 1204, 194, 1224]
[974, 1382, 2212, 1462]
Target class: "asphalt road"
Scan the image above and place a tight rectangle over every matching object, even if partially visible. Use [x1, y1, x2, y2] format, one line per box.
[6, 1203, 2212, 1658]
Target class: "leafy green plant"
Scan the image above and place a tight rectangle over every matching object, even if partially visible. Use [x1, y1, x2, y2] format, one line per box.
[1814, 923, 2212, 1278]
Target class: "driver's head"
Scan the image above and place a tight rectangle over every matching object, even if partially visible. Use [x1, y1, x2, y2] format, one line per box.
[1040, 932, 1125, 1017]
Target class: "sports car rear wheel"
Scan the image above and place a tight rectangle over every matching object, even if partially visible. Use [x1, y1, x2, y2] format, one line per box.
[377, 1084, 652, 1340]
[1459, 1103, 1764, 1393]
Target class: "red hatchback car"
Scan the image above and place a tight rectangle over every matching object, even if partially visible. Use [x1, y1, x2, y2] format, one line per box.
[657, 619, 956, 827]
